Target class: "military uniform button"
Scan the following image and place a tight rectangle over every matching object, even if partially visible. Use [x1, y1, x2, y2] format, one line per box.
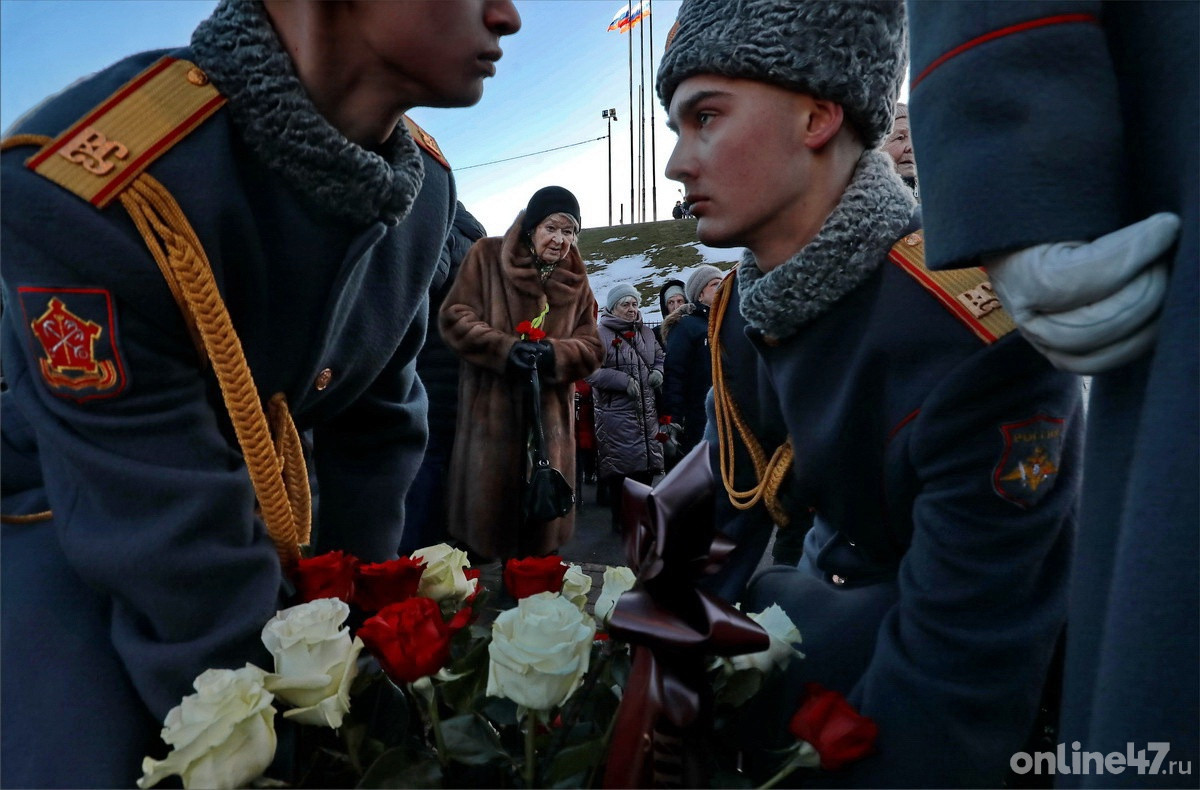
[185, 67, 210, 86]
[314, 368, 333, 390]
[831, 574, 847, 586]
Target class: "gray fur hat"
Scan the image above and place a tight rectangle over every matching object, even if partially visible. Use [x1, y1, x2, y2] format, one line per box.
[685, 265, 723, 304]
[605, 282, 640, 312]
[656, 0, 908, 148]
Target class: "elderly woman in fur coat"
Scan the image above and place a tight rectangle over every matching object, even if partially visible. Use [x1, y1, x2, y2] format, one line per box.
[439, 186, 603, 560]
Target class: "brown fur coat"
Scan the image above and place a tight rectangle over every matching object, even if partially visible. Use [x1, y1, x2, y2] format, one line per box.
[438, 215, 602, 559]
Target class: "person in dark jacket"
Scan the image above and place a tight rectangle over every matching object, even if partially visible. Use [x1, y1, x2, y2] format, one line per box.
[908, 1, 1197, 778]
[662, 265, 722, 455]
[0, 1, 521, 787]
[588, 282, 665, 530]
[400, 201, 487, 555]
[654, 278, 688, 468]
[657, 0, 1083, 785]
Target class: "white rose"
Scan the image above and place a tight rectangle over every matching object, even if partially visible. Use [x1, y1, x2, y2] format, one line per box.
[730, 603, 804, 673]
[261, 598, 363, 728]
[412, 543, 476, 609]
[138, 665, 276, 790]
[487, 591, 596, 712]
[593, 566, 637, 626]
[561, 564, 592, 610]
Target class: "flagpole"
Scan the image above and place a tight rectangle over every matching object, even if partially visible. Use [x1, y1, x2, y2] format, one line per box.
[648, 0, 657, 221]
[638, 3, 646, 223]
[627, 7, 635, 223]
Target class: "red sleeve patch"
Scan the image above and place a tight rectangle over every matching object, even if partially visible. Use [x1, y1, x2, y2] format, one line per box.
[18, 287, 127, 401]
[993, 414, 1065, 508]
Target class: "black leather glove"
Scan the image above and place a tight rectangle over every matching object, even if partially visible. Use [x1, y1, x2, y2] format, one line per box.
[535, 340, 555, 376]
[507, 341, 552, 377]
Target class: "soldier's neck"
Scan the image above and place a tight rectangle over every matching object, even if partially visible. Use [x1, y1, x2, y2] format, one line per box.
[264, 1, 407, 149]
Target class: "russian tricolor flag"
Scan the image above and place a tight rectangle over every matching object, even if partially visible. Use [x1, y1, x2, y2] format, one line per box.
[607, 1, 649, 33]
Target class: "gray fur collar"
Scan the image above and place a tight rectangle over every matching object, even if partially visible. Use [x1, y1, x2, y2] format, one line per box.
[190, 0, 424, 224]
[738, 149, 915, 340]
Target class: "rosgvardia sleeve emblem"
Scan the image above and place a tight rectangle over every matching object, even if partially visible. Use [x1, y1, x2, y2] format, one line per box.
[18, 287, 127, 401]
[993, 414, 1065, 508]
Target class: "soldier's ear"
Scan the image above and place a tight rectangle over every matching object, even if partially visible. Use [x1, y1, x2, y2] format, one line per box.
[800, 97, 845, 151]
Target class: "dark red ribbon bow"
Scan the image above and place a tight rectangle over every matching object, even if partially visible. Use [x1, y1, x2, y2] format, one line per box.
[603, 444, 769, 788]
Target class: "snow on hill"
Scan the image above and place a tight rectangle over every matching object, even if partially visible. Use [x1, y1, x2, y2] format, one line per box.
[576, 219, 742, 323]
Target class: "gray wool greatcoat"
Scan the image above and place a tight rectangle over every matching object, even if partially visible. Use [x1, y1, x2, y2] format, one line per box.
[910, 1, 1198, 776]
[439, 216, 602, 559]
[588, 313, 665, 479]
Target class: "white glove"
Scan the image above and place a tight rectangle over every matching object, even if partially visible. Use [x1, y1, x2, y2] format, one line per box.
[626, 376, 641, 400]
[983, 212, 1180, 374]
[648, 369, 664, 389]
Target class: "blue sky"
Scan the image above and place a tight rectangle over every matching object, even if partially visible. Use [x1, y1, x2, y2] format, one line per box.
[1, 0, 685, 236]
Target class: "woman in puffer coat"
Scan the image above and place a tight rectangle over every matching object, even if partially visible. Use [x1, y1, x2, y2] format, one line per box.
[588, 282, 665, 530]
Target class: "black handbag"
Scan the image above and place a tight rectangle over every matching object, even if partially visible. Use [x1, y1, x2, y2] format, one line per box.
[523, 366, 575, 523]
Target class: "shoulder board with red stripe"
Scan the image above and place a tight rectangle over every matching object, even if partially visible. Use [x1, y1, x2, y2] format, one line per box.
[403, 115, 450, 171]
[887, 229, 1015, 344]
[25, 57, 226, 209]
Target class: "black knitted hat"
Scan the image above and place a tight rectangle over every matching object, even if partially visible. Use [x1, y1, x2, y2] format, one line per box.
[656, 0, 907, 148]
[521, 186, 581, 235]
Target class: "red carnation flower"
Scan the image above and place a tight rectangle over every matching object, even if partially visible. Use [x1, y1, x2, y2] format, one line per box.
[358, 596, 470, 685]
[515, 320, 547, 342]
[789, 683, 878, 771]
[655, 432, 669, 443]
[352, 556, 426, 613]
[611, 337, 622, 347]
[292, 550, 359, 604]
[621, 331, 636, 340]
[503, 555, 568, 599]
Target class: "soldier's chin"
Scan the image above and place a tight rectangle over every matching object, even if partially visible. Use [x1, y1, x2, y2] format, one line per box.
[695, 217, 740, 249]
[422, 80, 486, 109]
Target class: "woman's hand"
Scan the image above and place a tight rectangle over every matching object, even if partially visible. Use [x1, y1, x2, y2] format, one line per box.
[626, 376, 641, 400]
[507, 341, 551, 376]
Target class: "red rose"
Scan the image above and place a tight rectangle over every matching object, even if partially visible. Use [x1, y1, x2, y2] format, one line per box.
[515, 320, 534, 336]
[463, 568, 483, 608]
[503, 555, 567, 599]
[788, 683, 878, 770]
[528, 327, 547, 342]
[352, 556, 426, 612]
[292, 550, 359, 604]
[358, 596, 469, 685]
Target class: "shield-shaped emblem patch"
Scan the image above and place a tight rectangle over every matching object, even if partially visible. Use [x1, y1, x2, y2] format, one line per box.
[18, 287, 127, 402]
[993, 414, 1065, 508]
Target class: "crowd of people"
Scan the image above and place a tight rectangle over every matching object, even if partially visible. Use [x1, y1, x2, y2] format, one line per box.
[1, 0, 1194, 787]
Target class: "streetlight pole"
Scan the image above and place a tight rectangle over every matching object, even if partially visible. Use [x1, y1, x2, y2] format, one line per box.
[602, 108, 617, 226]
